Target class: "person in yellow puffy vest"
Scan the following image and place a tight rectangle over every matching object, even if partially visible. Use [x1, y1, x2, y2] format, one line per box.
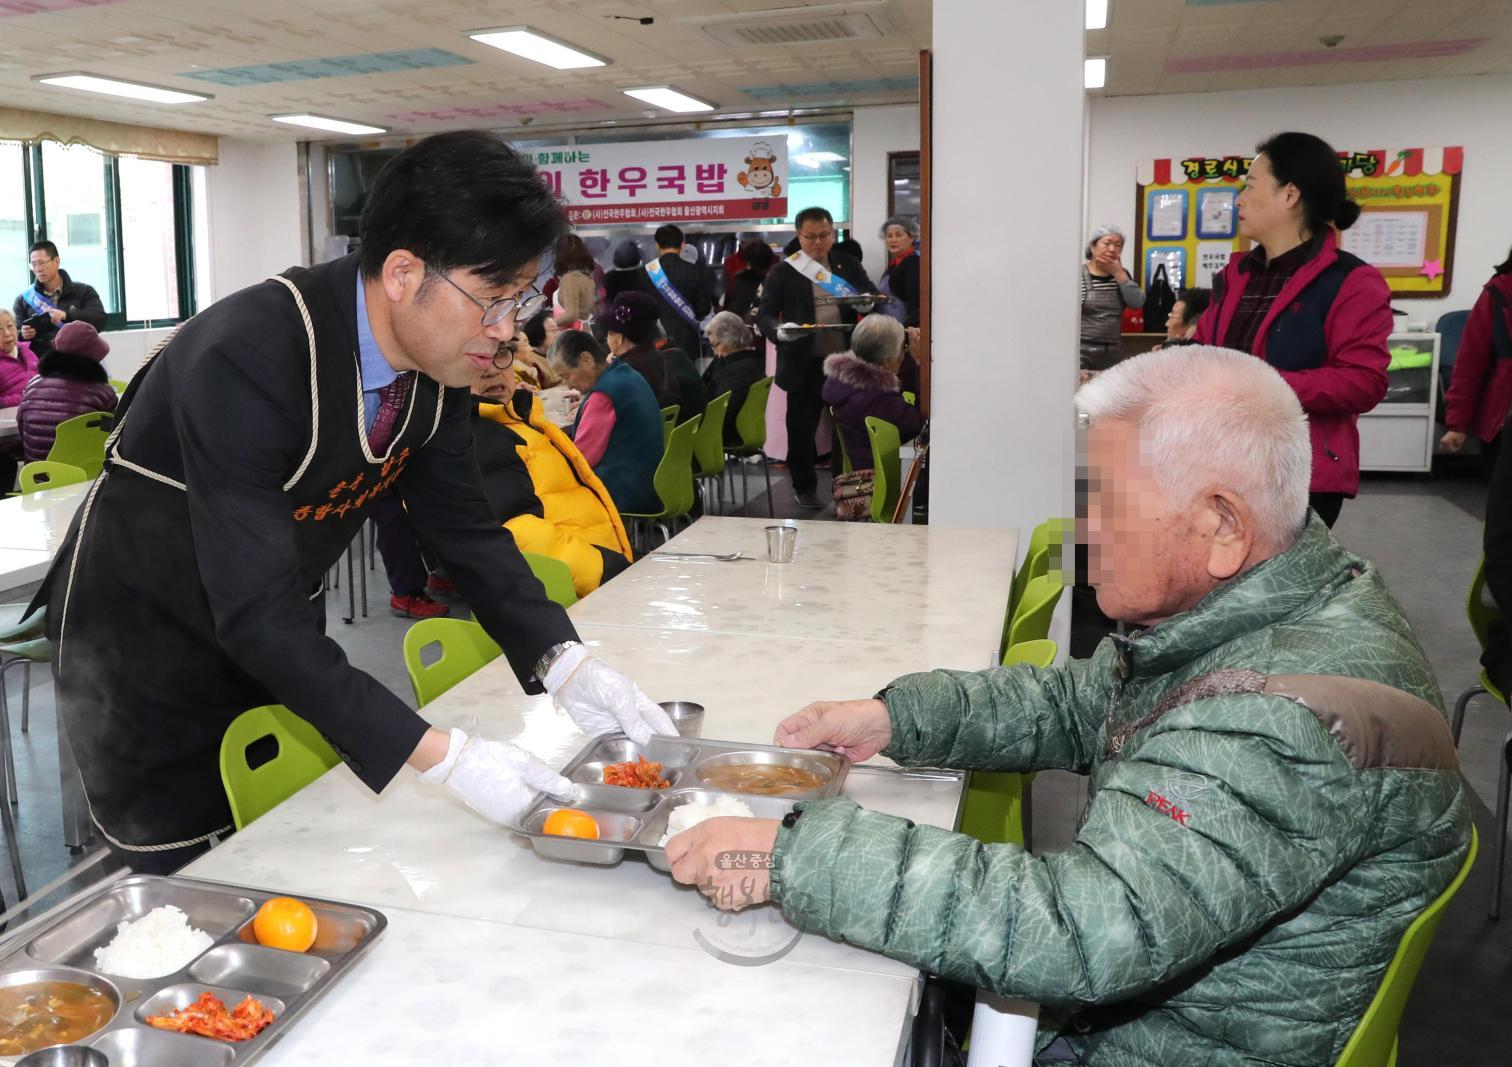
[472, 363, 633, 596]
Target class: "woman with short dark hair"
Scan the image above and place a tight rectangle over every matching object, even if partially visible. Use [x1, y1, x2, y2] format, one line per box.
[878, 215, 921, 326]
[1193, 131, 1392, 527]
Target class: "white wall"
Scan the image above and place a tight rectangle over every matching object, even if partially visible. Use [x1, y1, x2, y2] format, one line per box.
[1087, 74, 1512, 321]
[204, 139, 306, 303]
[851, 104, 921, 271]
[99, 326, 173, 382]
[930, 0, 1081, 535]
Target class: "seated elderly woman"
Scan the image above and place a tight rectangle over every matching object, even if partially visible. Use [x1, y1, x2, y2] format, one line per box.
[668, 346, 1470, 1066]
[602, 291, 705, 420]
[821, 314, 923, 469]
[548, 329, 663, 515]
[700, 311, 766, 446]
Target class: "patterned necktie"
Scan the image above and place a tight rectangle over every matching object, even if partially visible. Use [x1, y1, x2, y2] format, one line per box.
[369, 372, 414, 454]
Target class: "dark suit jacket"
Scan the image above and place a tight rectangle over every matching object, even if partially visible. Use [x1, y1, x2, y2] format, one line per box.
[13, 269, 108, 357]
[755, 252, 876, 392]
[650, 252, 713, 359]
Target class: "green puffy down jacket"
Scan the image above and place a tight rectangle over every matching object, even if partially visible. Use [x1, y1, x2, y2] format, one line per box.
[770, 516, 1470, 1066]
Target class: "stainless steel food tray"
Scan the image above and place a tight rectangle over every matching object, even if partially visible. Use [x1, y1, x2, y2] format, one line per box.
[0, 874, 386, 1066]
[514, 734, 850, 871]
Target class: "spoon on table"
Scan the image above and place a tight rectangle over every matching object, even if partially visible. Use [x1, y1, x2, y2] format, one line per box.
[648, 551, 750, 562]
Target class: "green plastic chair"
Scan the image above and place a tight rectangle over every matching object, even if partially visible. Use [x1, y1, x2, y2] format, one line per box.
[46, 411, 113, 478]
[403, 617, 502, 708]
[830, 406, 854, 476]
[622, 415, 701, 548]
[864, 416, 902, 524]
[522, 550, 578, 608]
[219, 704, 341, 830]
[724, 376, 774, 517]
[959, 640, 1058, 848]
[19, 461, 88, 494]
[1002, 518, 1074, 657]
[660, 404, 679, 446]
[691, 391, 732, 514]
[1333, 827, 1478, 1067]
[1008, 573, 1064, 648]
[109, 378, 129, 394]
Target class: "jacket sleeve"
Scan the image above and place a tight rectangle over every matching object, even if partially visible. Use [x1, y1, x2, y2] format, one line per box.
[1278, 267, 1392, 416]
[871, 391, 924, 444]
[1443, 286, 1496, 434]
[67, 284, 108, 330]
[1118, 276, 1146, 309]
[175, 338, 430, 794]
[399, 386, 579, 689]
[882, 650, 1115, 775]
[755, 269, 785, 344]
[772, 693, 1374, 1008]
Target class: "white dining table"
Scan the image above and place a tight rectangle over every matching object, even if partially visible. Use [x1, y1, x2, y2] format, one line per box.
[0, 479, 88, 587]
[0, 406, 17, 446]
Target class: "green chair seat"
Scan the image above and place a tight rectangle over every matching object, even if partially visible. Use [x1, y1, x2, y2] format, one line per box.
[46, 412, 113, 479]
[1333, 827, 1478, 1067]
[959, 640, 1058, 848]
[220, 704, 341, 830]
[1007, 573, 1064, 650]
[831, 406, 854, 476]
[403, 618, 502, 708]
[19, 461, 88, 494]
[864, 416, 902, 523]
[724, 377, 775, 518]
[523, 551, 577, 608]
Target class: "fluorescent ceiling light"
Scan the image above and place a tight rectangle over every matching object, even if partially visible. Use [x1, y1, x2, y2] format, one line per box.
[1084, 57, 1107, 89]
[271, 113, 387, 136]
[793, 151, 844, 168]
[468, 26, 607, 70]
[622, 85, 715, 113]
[34, 72, 209, 104]
[1086, 0, 1109, 30]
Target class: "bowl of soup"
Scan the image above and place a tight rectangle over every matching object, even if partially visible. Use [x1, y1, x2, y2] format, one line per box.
[0, 968, 120, 1058]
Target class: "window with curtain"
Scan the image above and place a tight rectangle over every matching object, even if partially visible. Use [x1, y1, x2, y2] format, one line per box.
[0, 143, 27, 306]
[40, 140, 118, 315]
[118, 155, 178, 322]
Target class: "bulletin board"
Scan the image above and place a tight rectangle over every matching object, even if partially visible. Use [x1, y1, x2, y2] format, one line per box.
[1133, 147, 1463, 299]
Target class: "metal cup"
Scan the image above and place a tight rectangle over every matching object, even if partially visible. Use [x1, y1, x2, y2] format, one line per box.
[658, 701, 705, 738]
[16, 1048, 110, 1067]
[765, 524, 797, 564]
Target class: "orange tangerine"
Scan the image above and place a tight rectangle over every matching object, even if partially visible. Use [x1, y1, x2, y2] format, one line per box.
[253, 897, 318, 953]
[542, 809, 600, 839]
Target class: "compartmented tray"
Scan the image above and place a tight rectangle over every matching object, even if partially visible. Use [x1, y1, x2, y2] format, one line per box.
[0, 874, 386, 1065]
[514, 734, 849, 870]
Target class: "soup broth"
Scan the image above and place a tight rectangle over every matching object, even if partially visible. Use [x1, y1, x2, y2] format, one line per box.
[700, 763, 824, 796]
[0, 981, 115, 1055]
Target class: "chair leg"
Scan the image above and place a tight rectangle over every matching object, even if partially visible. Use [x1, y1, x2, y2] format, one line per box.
[20, 660, 30, 733]
[358, 530, 368, 618]
[0, 663, 16, 807]
[1492, 728, 1512, 921]
[1451, 685, 1485, 746]
[761, 452, 774, 518]
[0, 743, 23, 898]
[343, 541, 356, 625]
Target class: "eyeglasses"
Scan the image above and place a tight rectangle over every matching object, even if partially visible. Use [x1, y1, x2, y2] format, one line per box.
[798, 230, 833, 242]
[27, 257, 56, 269]
[430, 270, 547, 327]
[491, 339, 518, 371]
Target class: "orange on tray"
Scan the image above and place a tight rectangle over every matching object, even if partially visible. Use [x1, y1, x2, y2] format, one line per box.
[542, 809, 600, 839]
[252, 897, 318, 953]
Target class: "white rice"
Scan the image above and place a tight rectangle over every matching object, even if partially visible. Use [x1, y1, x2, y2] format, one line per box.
[659, 795, 756, 846]
[93, 905, 213, 978]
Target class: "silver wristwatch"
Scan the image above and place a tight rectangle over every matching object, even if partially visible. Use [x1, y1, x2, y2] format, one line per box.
[534, 640, 579, 684]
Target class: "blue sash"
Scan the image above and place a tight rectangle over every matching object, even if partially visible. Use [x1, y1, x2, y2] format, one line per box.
[19, 286, 59, 318]
[645, 259, 700, 329]
[786, 252, 860, 298]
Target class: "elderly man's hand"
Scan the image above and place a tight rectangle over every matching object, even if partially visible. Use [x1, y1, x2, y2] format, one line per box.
[774, 699, 891, 761]
[19, 325, 35, 341]
[47, 308, 67, 325]
[665, 817, 780, 910]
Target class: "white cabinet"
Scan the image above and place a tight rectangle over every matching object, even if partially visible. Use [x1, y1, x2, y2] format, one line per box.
[1358, 332, 1440, 473]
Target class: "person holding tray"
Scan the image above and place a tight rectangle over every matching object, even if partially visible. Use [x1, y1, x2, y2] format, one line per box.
[667, 346, 1468, 1067]
[37, 132, 674, 874]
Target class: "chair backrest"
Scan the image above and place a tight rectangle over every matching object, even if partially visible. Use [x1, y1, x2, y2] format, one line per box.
[109, 378, 129, 394]
[1434, 309, 1471, 371]
[692, 392, 732, 477]
[1011, 519, 1073, 614]
[660, 405, 679, 446]
[1333, 827, 1478, 1067]
[402, 618, 503, 707]
[522, 551, 578, 608]
[219, 704, 341, 830]
[1466, 555, 1500, 652]
[19, 461, 88, 494]
[1003, 638, 1057, 669]
[831, 406, 854, 475]
[731, 376, 774, 453]
[865, 416, 902, 523]
[651, 415, 701, 518]
[1008, 573, 1064, 647]
[47, 412, 113, 478]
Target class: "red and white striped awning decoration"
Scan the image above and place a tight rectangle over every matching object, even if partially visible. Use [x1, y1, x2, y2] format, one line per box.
[1137, 147, 1463, 186]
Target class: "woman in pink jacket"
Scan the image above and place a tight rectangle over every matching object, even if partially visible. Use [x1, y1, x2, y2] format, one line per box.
[0, 309, 39, 406]
[1194, 131, 1392, 527]
[1440, 247, 1512, 474]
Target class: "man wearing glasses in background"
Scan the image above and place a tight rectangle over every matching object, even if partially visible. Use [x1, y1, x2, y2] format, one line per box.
[14, 240, 107, 358]
[38, 131, 674, 874]
[757, 207, 876, 510]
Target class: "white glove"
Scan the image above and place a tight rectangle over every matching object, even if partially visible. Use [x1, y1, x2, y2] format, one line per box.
[418, 728, 573, 826]
[543, 644, 677, 745]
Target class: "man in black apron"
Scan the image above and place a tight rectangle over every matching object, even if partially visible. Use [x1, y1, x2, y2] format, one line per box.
[40, 131, 675, 873]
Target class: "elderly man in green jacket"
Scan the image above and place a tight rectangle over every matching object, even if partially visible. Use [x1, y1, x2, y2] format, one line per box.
[667, 345, 1471, 1066]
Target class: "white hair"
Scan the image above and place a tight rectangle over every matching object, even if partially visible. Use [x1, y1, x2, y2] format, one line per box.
[850, 314, 905, 366]
[706, 311, 753, 350]
[1075, 346, 1311, 547]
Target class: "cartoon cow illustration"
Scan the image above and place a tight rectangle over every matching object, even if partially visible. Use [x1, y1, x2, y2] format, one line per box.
[737, 141, 782, 198]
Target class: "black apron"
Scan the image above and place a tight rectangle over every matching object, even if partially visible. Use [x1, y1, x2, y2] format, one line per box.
[42, 261, 445, 855]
